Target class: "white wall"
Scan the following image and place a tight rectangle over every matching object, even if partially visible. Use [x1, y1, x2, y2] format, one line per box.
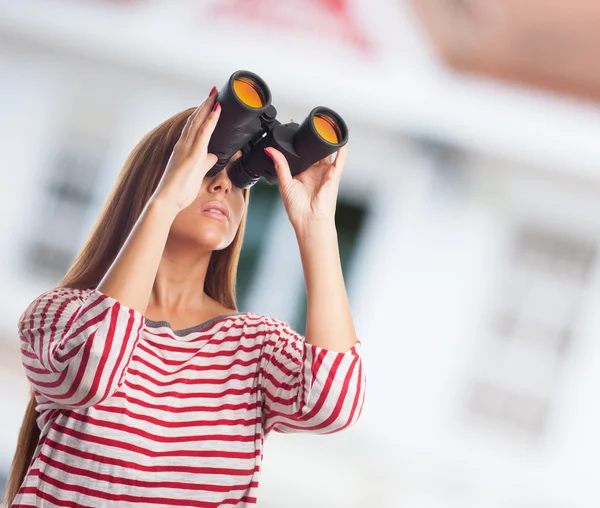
[2, 2, 600, 506]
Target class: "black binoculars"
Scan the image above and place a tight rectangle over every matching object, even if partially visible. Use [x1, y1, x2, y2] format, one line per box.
[206, 70, 349, 189]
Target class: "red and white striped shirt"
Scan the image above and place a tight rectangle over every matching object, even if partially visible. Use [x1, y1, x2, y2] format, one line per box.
[12, 287, 365, 507]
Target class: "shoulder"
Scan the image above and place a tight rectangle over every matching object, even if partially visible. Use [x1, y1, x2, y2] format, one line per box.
[18, 287, 98, 329]
[240, 312, 304, 341]
[26, 287, 94, 306]
[21, 287, 88, 315]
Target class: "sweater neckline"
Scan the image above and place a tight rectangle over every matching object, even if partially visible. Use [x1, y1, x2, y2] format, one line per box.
[144, 313, 244, 337]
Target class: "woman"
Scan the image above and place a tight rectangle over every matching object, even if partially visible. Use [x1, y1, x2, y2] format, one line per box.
[2, 85, 365, 507]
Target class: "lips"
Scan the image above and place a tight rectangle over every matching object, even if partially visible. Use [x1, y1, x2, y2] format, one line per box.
[201, 201, 230, 222]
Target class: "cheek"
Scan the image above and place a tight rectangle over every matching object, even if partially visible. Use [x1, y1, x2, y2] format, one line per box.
[169, 208, 194, 235]
[230, 194, 246, 228]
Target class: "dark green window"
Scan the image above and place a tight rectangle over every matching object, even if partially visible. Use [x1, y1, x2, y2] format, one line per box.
[236, 180, 280, 309]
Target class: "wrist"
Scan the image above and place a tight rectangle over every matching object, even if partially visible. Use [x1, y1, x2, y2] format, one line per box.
[295, 222, 339, 259]
[296, 221, 343, 294]
[293, 218, 337, 242]
[146, 195, 181, 223]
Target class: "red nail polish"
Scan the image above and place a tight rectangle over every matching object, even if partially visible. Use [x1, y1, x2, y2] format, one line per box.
[264, 148, 273, 159]
[209, 86, 217, 97]
[212, 101, 220, 112]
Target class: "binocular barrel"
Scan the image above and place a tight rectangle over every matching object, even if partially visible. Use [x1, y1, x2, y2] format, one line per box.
[205, 70, 349, 188]
[206, 70, 272, 176]
[294, 107, 348, 170]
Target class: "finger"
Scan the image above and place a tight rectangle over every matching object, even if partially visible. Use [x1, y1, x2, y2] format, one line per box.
[323, 146, 348, 189]
[183, 103, 206, 140]
[315, 153, 333, 167]
[325, 166, 337, 183]
[206, 153, 218, 171]
[187, 88, 218, 144]
[264, 147, 293, 188]
[180, 100, 210, 146]
[177, 105, 203, 147]
[192, 101, 222, 154]
[332, 145, 348, 174]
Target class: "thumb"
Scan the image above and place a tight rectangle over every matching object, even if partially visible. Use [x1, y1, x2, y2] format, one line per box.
[203, 153, 219, 178]
[206, 153, 218, 168]
[264, 147, 293, 188]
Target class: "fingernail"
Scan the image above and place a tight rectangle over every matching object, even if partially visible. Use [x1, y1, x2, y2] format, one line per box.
[209, 86, 217, 97]
[264, 147, 273, 159]
[212, 101, 220, 112]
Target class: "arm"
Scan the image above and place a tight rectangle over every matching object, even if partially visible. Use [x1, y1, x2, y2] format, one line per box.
[97, 91, 221, 312]
[95, 196, 178, 314]
[19, 287, 145, 408]
[298, 222, 357, 352]
[260, 145, 365, 434]
[19, 197, 178, 408]
[20, 90, 222, 408]
[264, 145, 357, 352]
[258, 316, 364, 435]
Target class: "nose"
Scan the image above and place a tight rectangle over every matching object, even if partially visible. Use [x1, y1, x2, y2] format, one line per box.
[207, 169, 233, 195]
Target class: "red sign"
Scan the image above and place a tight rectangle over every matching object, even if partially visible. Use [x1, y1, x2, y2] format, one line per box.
[412, 0, 600, 102]
[210, 0, 374, 54]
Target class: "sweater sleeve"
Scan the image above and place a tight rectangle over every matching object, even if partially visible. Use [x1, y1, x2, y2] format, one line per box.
[19, 287, 145, 409]
[257, 316, 366, 435]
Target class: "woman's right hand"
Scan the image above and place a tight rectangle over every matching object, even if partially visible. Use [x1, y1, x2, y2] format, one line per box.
[151, 87, 222, 213]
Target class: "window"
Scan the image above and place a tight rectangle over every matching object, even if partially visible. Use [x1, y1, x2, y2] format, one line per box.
[20, 131, 106, 281]
[464, 224, 596, 437]
[236, 179, 281, 309]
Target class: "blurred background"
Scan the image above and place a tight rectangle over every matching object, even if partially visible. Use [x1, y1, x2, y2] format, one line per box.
[1, 0, 600, 506]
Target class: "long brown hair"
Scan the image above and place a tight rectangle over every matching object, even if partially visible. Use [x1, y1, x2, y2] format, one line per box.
[1, 108, 249, 506]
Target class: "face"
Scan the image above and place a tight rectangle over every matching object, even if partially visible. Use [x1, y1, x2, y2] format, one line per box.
[168, 152, 246, 252]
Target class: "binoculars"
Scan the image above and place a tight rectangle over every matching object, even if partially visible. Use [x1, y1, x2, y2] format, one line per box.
[206, 70, 349, 189]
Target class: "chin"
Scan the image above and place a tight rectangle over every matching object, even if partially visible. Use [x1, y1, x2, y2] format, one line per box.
[170, 215, 238, 252]
[194, 230, 234, 251]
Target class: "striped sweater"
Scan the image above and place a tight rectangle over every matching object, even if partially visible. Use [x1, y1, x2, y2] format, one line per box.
[12, 287, 365, 507]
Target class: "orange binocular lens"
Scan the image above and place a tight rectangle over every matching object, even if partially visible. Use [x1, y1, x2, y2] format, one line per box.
[233, 78, 264, 108]
[312, 114, 341, 144]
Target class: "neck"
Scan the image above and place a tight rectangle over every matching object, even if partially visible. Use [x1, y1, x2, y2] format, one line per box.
[149, 238, 213, 313]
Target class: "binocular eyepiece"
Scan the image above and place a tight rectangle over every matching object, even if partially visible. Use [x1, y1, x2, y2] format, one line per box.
[206, 70, 349, 189]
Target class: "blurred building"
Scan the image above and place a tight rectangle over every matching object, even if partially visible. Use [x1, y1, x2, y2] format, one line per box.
[1, 1, 600, 507]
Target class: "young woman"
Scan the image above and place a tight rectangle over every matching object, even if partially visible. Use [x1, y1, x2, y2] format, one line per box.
[2, 86, 365, 507]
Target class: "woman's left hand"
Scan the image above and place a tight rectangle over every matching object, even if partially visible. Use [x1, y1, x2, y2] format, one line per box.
[264, 145, 348, 236]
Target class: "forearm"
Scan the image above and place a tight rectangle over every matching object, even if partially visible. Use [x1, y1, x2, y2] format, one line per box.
[297, 222, 357, 352]
[97, 197, 179, 315]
